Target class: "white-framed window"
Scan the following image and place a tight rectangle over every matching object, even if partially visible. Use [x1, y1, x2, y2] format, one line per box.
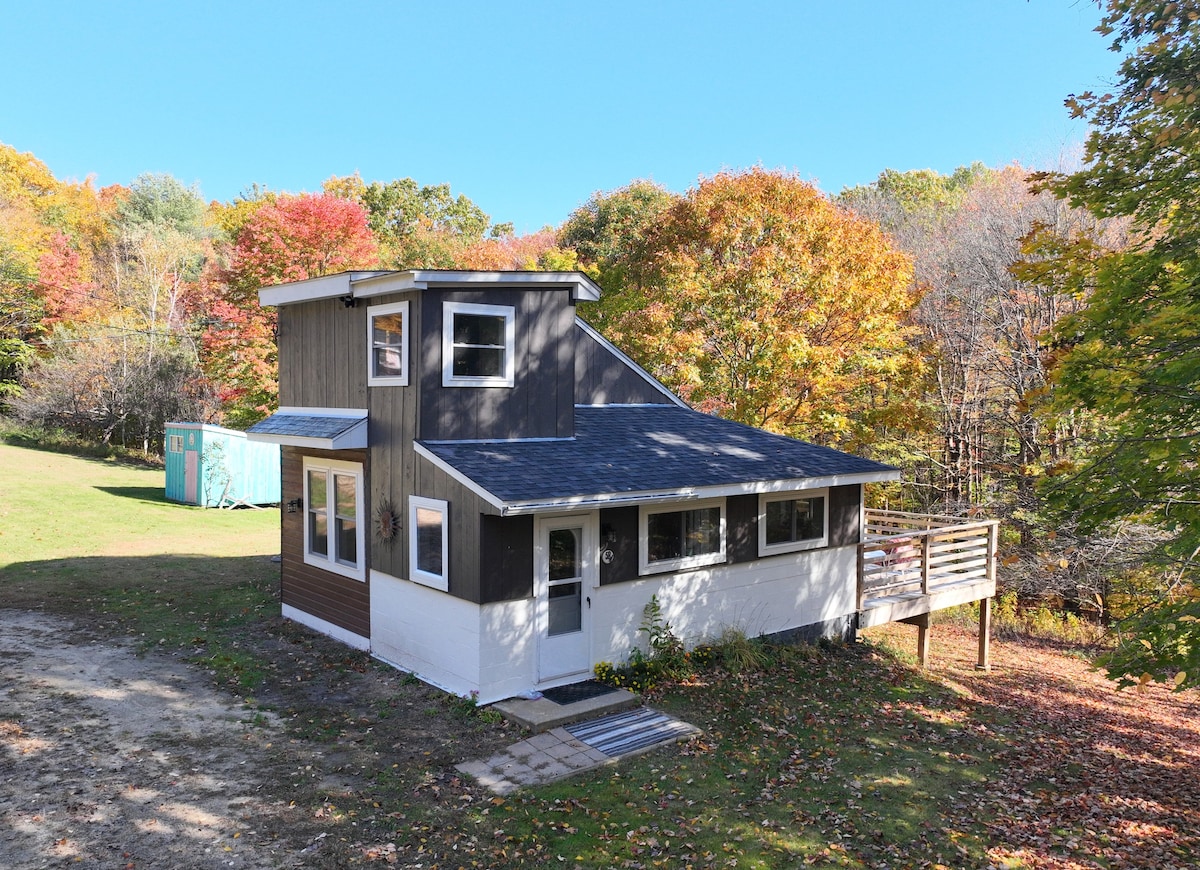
[442, 301, 515, 387]
[758, 489, 828, 556]
[639, 498, 726, 575]
[367, 300, 410, 386]
[409, 495, 449, 591]
[302, 457, 365, 582]
[168, 434, 184, 453]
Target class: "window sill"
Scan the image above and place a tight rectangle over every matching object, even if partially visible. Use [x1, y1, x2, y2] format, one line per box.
[303, 552, 365, 582]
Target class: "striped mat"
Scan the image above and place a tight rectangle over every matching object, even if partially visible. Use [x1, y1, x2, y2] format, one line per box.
[565, 707, 697, 757]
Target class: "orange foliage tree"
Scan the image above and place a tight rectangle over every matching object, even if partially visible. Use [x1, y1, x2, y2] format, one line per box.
[202, 193, 378, 425]
[614, 168, 920, 451]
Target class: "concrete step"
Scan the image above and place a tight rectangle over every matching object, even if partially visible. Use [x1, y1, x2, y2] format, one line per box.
[491, 686, 640, 733]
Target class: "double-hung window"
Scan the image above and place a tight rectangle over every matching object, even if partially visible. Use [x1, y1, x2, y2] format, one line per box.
[367, 300, 410, 386]
[168, 434, 183, 453]
[442, 302, 515, 387]
[409, 496, 449, 591]
[758, 489, 828, 556]
[639, 498, 726, 575]
[303, 457, 365, 581]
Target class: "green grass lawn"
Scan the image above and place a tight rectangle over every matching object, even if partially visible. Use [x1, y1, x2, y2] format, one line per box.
[0, 440, 282, 684]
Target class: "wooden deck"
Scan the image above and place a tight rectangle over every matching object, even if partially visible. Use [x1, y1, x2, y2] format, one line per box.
[857, 509, 998, 629]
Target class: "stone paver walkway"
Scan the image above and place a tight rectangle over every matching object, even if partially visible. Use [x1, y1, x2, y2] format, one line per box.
[456, 707, 699, 795]
[456, 726, 612, 795]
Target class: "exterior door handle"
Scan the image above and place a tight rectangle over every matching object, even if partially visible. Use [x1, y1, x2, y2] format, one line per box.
[586, 596, 591, 608]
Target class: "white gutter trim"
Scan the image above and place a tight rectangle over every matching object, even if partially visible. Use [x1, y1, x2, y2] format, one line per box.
[278, 406, 368, 418]
[412, 442, 507, 513]
[573, 318, 687, 408]
[258, 272, 392, 307]
[349, 270, 603, 302]
[421, 435, 575, 446]
[495, 470, 899, 515]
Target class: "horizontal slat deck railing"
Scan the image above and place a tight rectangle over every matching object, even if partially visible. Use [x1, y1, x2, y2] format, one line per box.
[858, 510, 999, 612]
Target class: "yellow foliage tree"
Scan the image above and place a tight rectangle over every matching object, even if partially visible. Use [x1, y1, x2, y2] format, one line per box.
[613, 167, 920, 450]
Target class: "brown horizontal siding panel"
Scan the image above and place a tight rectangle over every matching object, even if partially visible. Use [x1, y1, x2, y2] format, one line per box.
[280, 446, 371, 638]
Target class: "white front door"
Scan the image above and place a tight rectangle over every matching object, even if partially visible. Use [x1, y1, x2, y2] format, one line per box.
[535, 514, 596, 683]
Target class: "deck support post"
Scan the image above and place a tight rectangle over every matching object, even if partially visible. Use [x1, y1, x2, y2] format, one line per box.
[976, 597, 992, 672]
[916, 614, 931, 668]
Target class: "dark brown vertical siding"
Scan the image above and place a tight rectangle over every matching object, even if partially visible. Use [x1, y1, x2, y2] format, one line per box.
[280, 446, 370, 638]
[726, 494, 758, 563]
[418, 288, 574, 440]
[598, 506, 639, 585]
[411, 456, 500, 604]
[573, 323, 676, 406]
[365, 292, 421, 581]
[277, 299, 367, 409]
[479, 515, 534, 603]
[828, 484, 862, 547]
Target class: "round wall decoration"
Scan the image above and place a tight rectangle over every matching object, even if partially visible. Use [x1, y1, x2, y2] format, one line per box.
[375, 498, 400, 544]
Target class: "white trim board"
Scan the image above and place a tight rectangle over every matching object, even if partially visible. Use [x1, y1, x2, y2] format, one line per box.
[260, 269, 603, 307]
[282, 604, 370, 651]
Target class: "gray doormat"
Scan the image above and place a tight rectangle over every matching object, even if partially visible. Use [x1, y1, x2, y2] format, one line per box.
[539, 680, 618, 705]
[565, 707, 697, 756]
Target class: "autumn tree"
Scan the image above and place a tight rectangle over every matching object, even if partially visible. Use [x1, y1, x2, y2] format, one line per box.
[1035, 1, 1200, 689]
[14, 172, 219, 450]
[0, 143, 110, 403]
[557, 180, 677, 335]
[323, 173, 498, 268]
[455, 227, 561, 270]
[202, 192, 378, 425]
[607, 168, 919, 452]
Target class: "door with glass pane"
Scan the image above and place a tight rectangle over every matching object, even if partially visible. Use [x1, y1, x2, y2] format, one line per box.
[536, 514, 595, 682]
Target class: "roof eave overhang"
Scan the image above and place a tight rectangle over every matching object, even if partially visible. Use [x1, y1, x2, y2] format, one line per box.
[245, 407, 369, 450]
[258, 271, 395, 307]
[259, 270, 603, 308]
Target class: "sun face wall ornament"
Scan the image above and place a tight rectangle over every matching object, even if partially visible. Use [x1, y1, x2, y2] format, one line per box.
[375, 498, 400, 544]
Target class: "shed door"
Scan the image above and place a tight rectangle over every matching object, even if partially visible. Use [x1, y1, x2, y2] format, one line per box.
[184, 450, 199, 504]
[535, 514, 596, 683]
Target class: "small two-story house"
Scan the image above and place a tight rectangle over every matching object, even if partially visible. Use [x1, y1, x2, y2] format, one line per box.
[248, 270, 902, 703]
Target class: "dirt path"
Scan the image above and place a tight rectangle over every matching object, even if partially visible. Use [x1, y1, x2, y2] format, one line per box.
[0, 610, 305, 869]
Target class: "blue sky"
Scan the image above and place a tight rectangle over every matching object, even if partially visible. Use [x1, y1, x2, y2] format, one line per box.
[2, 1, 1116, 233]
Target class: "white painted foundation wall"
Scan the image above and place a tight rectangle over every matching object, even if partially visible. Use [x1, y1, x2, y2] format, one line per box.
[358, 546, 857, 704]
[590, 544, 857, 665]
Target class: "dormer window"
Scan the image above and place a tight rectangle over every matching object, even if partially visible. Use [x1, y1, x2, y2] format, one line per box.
[442, 302, 515, 387]
[367, 301, 410, 386]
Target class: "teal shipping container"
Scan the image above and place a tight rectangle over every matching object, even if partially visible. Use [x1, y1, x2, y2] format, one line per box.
[164, 423, 281, 507]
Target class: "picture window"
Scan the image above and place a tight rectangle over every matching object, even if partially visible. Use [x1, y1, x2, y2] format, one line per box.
[758, 489, 828, 556]
[639, 499, 726, 575]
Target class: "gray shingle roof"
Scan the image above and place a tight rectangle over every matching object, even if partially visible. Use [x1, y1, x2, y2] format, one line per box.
[247, 412, 368, 449]
[419, 405, 897, 508]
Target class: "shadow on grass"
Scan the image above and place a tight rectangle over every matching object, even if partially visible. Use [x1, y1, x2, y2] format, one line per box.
[93, 485, 173, 504]
[0, 553, 279, 621]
